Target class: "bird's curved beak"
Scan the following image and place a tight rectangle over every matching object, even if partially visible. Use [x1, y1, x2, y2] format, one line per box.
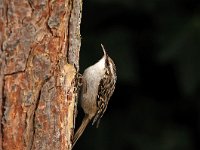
[101, 44, 107, 57]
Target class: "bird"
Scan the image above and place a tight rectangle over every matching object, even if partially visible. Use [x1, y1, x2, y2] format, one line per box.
[72, 44, 117, 148]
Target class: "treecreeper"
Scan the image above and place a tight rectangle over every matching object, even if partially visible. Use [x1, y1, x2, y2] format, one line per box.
[73, 44, 117, 147]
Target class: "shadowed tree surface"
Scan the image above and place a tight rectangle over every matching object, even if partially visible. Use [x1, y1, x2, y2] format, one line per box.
[0, 0, 82, 150]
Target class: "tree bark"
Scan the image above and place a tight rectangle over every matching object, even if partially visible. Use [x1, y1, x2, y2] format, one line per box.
[0, 0, 82, 149]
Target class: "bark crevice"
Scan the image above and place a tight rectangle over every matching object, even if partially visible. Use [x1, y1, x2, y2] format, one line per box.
[29, 76, 52, 150]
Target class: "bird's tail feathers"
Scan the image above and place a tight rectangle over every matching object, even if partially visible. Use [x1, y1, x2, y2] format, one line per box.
[72, 115, 90, 148]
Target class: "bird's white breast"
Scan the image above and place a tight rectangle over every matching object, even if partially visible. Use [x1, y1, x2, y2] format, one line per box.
[81, 57, 106, 116]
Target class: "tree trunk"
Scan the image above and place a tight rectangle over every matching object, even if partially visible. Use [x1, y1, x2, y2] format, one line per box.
[0, 0, 82, 149]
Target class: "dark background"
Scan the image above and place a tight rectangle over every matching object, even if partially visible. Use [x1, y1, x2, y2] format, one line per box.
[74, 0, 200, 150]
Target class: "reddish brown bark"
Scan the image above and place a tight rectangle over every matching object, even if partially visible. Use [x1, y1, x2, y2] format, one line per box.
[0, 0, 82, 149]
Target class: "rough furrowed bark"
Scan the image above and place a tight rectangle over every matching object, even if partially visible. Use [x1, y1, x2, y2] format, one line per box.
[0, 0, 82, 150]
